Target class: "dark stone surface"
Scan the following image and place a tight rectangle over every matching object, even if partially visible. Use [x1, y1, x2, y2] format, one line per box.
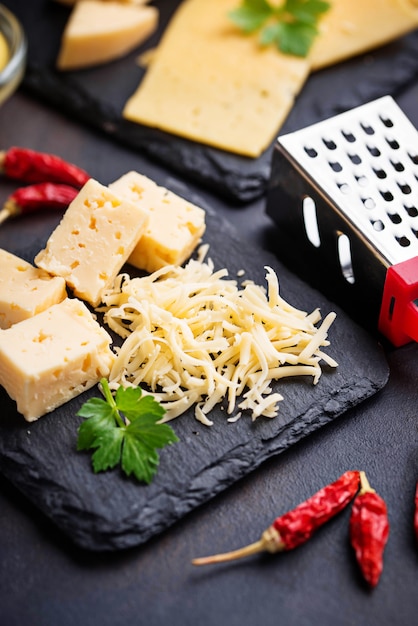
[5, 0, 418, 203]
[0, 207, 388, 551]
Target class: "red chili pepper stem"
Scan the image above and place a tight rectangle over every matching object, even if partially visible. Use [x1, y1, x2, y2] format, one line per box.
[192, 470, 360, 566]
[192, 526, 284, 566]
[358, 470, 374, 495]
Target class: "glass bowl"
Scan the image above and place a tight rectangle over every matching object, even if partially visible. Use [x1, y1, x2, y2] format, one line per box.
[0, 4, 26, 106]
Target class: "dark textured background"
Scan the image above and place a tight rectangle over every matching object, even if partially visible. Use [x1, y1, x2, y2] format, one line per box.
[0, 2, 417, 624]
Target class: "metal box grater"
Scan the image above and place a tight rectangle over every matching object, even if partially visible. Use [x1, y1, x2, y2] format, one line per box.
[266, 96, 418, 347]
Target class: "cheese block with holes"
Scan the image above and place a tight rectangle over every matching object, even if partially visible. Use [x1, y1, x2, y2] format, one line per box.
[109, 171, 206, 272]
[34, 178, 149, 307]
[0, 249, 67, 329]
[0, 298, 115, 421]
[56, 0, 158, 70]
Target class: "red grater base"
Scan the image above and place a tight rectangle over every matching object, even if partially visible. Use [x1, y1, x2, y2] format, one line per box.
[266, 96, 418, 346]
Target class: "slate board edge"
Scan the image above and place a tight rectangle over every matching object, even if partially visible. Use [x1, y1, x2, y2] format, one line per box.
[0, 364, 388, 552]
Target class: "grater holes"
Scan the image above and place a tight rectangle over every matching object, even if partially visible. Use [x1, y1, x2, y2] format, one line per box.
[371, 219, 385, 231]
[329, 161, 343, 172]
[391, 160, 404, 172]
[387, 212, 402, 224]
[405, 204, 418, 218]
[362, 197, 376, 210]
[322, 138, 337, 150]
[360, 122, 375, 135]
[302, 196, 321, 248]
[379, 114, 394, 127]
[380, 190, 394, 202]
[304, 146, 318, 158]
[336, 232, 355, 284]
[367, 145, 381, 157]
[341, 129, 356, 143]
[398, 181, 411, 194]
[356, 175, 368, 187]
[408, 152, 418, 165]
[337, 182, 351, 194]
[373, 167, 387, 179]
[386, 136, 400, 149]
[349, 153, 362, 164]
[396, 235, 411, 247]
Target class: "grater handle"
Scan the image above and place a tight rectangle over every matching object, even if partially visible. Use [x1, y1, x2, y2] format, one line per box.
[378, 256, 418, 347]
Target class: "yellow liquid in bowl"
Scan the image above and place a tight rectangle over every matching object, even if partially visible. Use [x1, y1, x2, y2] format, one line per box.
[0, 31, 9, 71]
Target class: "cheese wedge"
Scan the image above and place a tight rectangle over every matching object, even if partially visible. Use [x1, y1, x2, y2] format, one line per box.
[310, 0, 418, 70]
[0, 298, 115, 421]
[0, 249, 67, 329]
[35, 178, 149, 307]
[57, 0, 158, 70]
[109, 171, 206, 272]
[123, 0, 310, 158]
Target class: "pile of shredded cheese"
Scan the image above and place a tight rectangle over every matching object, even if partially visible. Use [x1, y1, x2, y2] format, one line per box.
[101, 248, 337, 425]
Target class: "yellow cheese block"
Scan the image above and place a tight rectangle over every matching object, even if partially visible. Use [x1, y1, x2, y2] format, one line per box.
[0, 31, 9, 72]
[109, 171, 206, 272]
[123, 0, 310, 158]
[0, 298, 115, 421]
[123, 0, 418, 157]
[0, 249, 67, 329]
[310, 0, 418, 70]
[35, 178, 149, 307]
[57, 0, 158, 70]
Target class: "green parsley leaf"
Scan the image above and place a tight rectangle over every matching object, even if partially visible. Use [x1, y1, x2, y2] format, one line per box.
[228, 0, 274, 33]
[229, 0, 331, 57]
[77, 378, 179, 484]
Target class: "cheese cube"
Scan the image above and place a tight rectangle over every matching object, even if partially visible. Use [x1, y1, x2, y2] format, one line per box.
[56, 0, 158, 70]
[0, 298, 115, 421]
[35, 178, 149, 307]
[0, 249, 67, 329]
[109, 171, 206, 272]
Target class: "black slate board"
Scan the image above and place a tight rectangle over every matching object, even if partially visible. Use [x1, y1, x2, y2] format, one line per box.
[0, 206, 389, 551]
[4, 0, 418, 203]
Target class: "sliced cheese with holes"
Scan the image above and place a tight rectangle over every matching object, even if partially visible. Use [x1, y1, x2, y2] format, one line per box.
[35, 178, 149, 307]
[57, 0, 158, 70]
[109, 171, 206, 272]
[310, 0, 418, 70]
[0, 249, 67, 329]
[0, 298, 115, 421]
[122, 0, 310, 158]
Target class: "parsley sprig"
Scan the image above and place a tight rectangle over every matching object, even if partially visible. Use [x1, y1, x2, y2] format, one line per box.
[77, 379, 178, 484]
[229, 0, 330, 57]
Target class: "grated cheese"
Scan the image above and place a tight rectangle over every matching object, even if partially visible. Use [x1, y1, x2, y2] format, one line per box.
[101, 251, 337, 424]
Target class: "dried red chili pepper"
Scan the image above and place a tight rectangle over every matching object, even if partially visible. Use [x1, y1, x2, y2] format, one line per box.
[192, 470, 360, 566]
[0, 146, 90, 188]
[349, 471, 389, 588]
[414, 481, 418, 545]
[0, 182, 79, 224]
